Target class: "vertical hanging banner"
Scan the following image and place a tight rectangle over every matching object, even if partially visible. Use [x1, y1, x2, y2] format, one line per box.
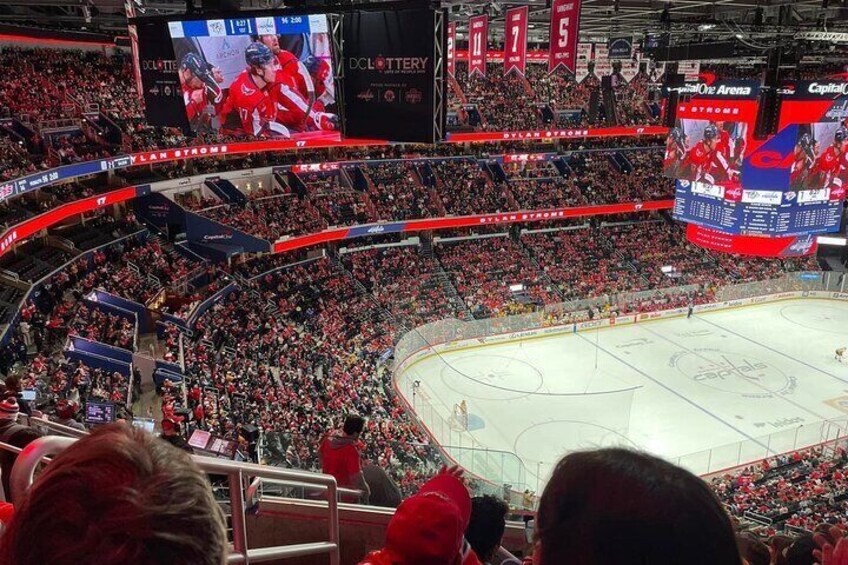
[468, 14, 488, 76]
[575, 42, 592, 82]
[447, 21, 457, 77]
[608, 36, 633, 59]
[549, 0, 581, 74]
[504, 6, 529, 76]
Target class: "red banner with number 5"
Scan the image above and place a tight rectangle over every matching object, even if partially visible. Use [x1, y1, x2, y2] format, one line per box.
[504, 6, 528, 76]
[468, 14, 488, 77]
[549, 0, 581, 74]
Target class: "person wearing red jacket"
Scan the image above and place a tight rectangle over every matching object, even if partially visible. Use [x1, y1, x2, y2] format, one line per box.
[254, 34, 337, 133]
[807, 128, 847, 191]
[219, 42, 290, 138]
[680, 124, 737, 184]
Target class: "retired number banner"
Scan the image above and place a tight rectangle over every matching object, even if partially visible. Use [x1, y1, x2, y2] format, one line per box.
[504, 6, 528, 76]
[468, 14, 488, 76]
[447, 21, 457, 77]
[549, 0, 581, 74]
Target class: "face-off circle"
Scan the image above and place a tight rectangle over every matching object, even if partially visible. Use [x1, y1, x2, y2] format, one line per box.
[438, 354, 545, 401]
[779, 304, 848, 335]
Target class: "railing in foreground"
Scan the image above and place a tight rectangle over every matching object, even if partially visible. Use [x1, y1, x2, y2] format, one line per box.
[392, 271, 848, 492]
[9, 435, 341, 565]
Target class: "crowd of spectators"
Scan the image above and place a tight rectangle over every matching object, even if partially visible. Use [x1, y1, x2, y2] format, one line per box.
[200, 195, 328, 242]
[341, 245, 467, 326]
[436, 236, 561, 317]
[432, 159, 512, 215]
[713, 444, 848, 536]
[68, 303, 135, 351]
[364, 162, 439, 220]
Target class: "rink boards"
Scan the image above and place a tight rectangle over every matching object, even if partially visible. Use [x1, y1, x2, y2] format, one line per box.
[394, 290, 848, 490]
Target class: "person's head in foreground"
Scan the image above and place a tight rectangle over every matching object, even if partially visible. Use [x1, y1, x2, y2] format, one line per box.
[359, 465, 474, 565]
[0, 423, 227, 565]
[533, 448, 743, 565]
[465, 495, 509, 563]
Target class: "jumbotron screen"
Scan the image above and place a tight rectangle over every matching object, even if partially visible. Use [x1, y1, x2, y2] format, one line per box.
[166, 15, 339, 141]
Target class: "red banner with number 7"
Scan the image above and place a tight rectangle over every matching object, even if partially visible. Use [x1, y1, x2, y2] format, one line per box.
[504, 6, 528, 76]
[468, 14, 488, 77]
[549, 0, 581, 74]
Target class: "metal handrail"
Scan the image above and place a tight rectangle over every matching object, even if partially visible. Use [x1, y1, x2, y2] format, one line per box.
[8, 436, 341, 565]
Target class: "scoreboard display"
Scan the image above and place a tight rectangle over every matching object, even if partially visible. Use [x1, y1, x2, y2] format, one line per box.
[665, 77, 847, 255]
[673, 180, 842, 236]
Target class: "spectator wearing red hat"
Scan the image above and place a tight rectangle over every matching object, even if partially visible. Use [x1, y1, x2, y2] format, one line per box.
[359, 465, 482, 565]
[0, 391, 41, 501]
[320, 414, 370, 503]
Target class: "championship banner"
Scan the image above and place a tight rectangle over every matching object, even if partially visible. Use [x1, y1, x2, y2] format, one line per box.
[678, 61, 701, 82]
[593, 44, 611, 79]
[575, 43, 592, 83]
[608, 36, 633, 59]
[620, 59, 639, 83]
[549, 0, 581, 74]
[468, 14, 488, 77]
[504, 6, 528, 76]
[447, 21, 457, 77]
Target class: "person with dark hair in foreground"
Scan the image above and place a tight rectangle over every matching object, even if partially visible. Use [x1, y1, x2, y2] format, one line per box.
[531, 448, 743, 565]
[320, 414, 370, 503]
[0, 423, 228, 565]
[466, 495, 520, 565]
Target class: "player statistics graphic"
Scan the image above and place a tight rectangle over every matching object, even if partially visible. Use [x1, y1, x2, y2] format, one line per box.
[664, 119, 748, 185]
[167, 15, 338, 141]
[789, 123, 848, 193]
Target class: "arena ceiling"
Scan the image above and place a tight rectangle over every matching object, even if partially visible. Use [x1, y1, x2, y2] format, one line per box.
[0, 0, 844, 47]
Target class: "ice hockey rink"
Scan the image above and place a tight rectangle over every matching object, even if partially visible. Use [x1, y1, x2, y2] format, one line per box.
[398, 299, 848, 491]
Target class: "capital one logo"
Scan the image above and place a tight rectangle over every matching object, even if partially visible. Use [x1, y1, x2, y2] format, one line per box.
[96, 197, 107, 206]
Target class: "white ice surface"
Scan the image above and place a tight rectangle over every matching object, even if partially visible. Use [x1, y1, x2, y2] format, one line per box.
[399, 299, 848, 490]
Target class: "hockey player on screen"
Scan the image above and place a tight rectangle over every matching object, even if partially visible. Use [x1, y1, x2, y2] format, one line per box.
[305, 56, 336, 110]
[806, 127, 848, 191]
[790, 133, 818, 190]
[219, 42, 291, 138]
[680, 124, 739, 184]
[180, 53, 225, 132]
[664, 127, 687, 178]
[255, 34, 338, 133]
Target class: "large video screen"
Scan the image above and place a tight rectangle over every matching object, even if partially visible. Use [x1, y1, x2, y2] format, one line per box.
[664, 118, 747, 184]
[166, 15, 339, 141]
[789, 122, 848, 193]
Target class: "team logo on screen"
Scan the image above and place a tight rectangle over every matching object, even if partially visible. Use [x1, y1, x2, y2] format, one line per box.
[405, 88, 422, 104]
[357, 90, 375, 102]
[0, 184, 14, 200]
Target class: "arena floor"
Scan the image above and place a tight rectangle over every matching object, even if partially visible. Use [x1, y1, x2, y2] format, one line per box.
[400, 299, 848, 491]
